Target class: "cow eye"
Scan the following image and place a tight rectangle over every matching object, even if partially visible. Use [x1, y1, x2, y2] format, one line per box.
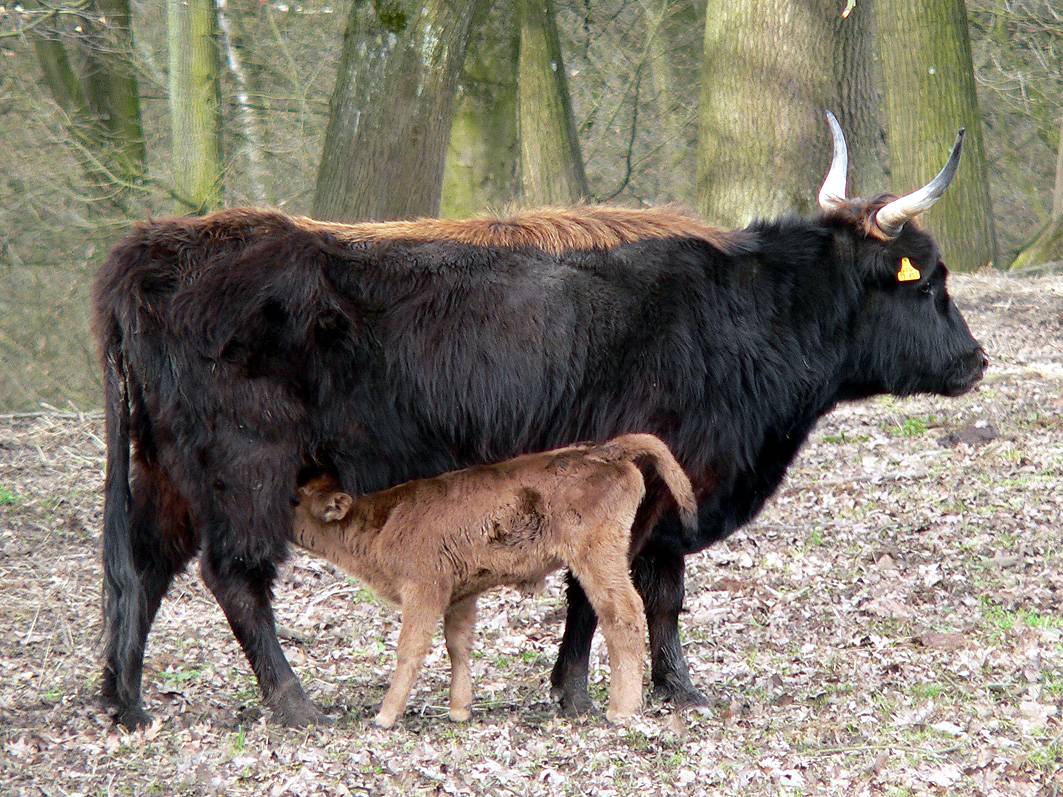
[920, 283, 934, 297]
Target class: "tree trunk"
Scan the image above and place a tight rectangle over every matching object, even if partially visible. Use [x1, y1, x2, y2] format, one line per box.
[640, 0, 701, 202]
[168, 0, 224, 213]
[696, 0, 837, 227]
[441, 4, 519, 217]
[216, 0, 268, 204]
[313, 0, 479, 222]
[832, 1, 886, 196]
[81, 0, 146, 184]
[517, 0, 589, 206]
[878, 0, 997, 271]
[1011, 114, 1063, 270]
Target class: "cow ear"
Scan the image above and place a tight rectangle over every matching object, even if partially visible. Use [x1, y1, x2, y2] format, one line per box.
[322, 492, 353, 522]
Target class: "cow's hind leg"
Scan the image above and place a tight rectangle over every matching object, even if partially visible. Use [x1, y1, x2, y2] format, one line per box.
[549, 575, 598, 715]
[632, 543, 707, 708]
[102, 466, 197, 729]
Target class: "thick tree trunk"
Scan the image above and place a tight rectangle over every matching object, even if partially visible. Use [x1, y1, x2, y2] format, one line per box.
[832, 1, 886, 196]
[30, 0, 145, 191]
[517, 0, 589, 205]
[81, 0, 146, 183]
[442, 4, 519, 217]
[313, 0, 479, 222]
[1011, 115, 1063, 270]
[641, 0, 701, 201]
[696, 0, 837, 227]
[168, 0, 224, 213]
[216, 0, 268, 204]
[878, 0, 997, 270]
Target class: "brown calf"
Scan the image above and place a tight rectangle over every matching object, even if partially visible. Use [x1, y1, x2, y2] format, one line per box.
[292, 434, 697, 728]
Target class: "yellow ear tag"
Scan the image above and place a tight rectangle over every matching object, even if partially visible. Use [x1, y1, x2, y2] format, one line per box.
[897, 257, 921, 282]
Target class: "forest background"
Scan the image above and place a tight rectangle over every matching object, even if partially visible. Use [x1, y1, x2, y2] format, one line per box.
[0, 0, 1060, 410]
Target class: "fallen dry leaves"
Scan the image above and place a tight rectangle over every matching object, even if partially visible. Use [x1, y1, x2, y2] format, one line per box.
[0, 272, 1060, 795]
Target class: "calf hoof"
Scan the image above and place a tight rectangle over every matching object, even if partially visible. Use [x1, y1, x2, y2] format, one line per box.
[373, 711, 398, 729]
[448, 706, 471, 723]
[651, 681, 711, 710]
[112, 704, 153, 731]
[605, 708, 638, 724]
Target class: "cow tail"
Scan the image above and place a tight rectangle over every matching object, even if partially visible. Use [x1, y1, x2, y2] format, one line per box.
[100, 321, 140, 699]
[597, 434, 698, 538]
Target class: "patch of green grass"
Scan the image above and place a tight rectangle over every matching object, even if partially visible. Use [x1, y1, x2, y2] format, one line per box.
[1025, 740, 1063, 772]
[891, 414, 936, 438]
[520, 650, 543, 665]
[621, 728, 652, 751]
[0, 486, 16, 506]
[230, 726, 246, 755]
[821, 431, 871, 445]
[40, 687, 62, 704]
[981, 600, 1063, 636]
[909, 682, 945, 700]
[807, 527, 825, 547]
[159, 667, 203, 686]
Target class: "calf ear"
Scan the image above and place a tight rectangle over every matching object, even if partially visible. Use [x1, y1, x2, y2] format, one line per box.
[323, 492, 354, 522]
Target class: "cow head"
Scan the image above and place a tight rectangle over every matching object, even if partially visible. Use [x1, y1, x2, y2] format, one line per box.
[819, 112, 988, 400]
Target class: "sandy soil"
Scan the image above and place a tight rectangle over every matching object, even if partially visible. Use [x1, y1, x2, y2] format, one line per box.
[0, 272, 1061, 796]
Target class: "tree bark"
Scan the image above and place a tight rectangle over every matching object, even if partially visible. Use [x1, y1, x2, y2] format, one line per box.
[313, 0, 479, 222]
[168, 0, 224, 213]
[517, 0, 589, 205]
[832, 1, 886, 196]
[1011, 114, 1063, 270]
[216, 0, 268, 204]
[878, 0, 997, 270]
[441, 3, 519, 217]
[640, 0, 701, 202]
[696, 0, 837, 227]
[81, 0, 146, 183]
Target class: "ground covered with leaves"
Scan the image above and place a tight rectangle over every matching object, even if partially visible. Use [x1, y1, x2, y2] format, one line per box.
[1, 272, 1061, 796]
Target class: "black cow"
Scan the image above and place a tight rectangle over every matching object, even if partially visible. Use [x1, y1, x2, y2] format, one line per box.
[94, 114, 986, 728]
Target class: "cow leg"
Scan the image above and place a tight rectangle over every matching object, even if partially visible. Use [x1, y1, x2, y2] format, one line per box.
[102, 467, 197, 729]
[199, 551, 325, 727]
[196, 441, 325, 727]
[549, 574, 598, 715]
[631, 545, 708, 708]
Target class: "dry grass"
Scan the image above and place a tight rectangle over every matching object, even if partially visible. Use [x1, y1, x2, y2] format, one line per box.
[0, 272, 1061, 796]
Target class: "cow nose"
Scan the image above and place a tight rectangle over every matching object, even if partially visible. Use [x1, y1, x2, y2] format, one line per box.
[979, 350, 989, 372]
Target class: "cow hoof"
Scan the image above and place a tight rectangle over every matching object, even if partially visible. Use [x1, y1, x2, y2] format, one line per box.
[270, 697, 331, 728]
[652, 682, 711, 710]
[555, 689, 597, 717]
[113, 705, 153, 731]
[448, 707, 471, 723]
[605, 709, 637, 724]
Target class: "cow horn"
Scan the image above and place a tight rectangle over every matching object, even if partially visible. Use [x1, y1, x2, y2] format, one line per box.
[874, 129, 966, 238]
[818, 110, 848, 211]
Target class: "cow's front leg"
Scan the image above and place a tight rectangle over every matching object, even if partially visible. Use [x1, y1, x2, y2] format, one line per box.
[200, 548, 327, 727]
[631, 544, 708, 708]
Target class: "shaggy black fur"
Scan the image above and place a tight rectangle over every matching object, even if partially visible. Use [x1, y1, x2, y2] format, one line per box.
[94, 204, 986, 727]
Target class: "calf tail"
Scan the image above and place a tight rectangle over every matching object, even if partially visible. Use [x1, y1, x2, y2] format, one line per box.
[99, 319, 141, 704]
[595, 434, 698, 538]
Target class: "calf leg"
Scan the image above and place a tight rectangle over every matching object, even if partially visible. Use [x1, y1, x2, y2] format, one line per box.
[569, 526, 647, 722]
[631, 544, 707, 707]
[444, 595, 477, 722]
[102, 467, 197, 729]
[375, 587, 447, 729]
[549, 575, 598, 715]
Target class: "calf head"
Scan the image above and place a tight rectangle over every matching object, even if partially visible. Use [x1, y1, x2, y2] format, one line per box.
[818, 112, 988, 400]
[296, 476, 354, 524]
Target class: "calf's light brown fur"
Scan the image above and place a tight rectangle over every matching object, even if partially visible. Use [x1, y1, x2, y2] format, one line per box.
[291, 434, 697, 728]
